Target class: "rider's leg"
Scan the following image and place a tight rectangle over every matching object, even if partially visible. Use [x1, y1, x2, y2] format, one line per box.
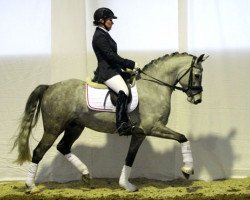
[104, 75, 133, 135]
[104, 74, 129, 95]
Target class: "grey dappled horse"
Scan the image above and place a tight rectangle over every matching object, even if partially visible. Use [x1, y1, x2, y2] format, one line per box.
[12, 52, 208, 193]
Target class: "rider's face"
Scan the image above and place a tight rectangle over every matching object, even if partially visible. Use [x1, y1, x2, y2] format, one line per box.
[104, 18, 113, 31]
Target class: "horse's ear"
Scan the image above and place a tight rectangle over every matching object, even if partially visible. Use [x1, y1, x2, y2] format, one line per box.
[197, 54, 209, 63]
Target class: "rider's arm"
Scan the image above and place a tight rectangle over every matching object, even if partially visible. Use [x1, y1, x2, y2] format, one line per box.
[95, 35, 135, 69]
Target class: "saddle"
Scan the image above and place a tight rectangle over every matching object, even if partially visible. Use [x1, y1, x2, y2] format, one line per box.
[85, 71, 139, 113]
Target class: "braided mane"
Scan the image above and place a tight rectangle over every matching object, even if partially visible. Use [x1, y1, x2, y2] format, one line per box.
[142, 52, 193, 71]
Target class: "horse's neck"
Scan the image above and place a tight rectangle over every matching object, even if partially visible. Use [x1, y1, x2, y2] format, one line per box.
[137, 55, 192, 117]
[142, 56, 191, 87]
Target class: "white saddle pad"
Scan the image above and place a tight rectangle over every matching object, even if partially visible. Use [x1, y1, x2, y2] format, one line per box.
[86, 84, 139, 112]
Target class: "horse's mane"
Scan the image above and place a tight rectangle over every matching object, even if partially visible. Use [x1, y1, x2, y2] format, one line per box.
[142, 52, 193, 71]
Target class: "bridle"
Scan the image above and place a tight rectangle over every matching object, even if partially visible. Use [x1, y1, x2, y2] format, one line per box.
[136, 56, 203, 96]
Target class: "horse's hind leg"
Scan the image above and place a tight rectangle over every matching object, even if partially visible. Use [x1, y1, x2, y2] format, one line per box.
[26, 131, 59, 193]
[56, 122, 90, 184]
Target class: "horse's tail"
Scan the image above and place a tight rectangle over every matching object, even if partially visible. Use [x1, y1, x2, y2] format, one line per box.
[12, 85, 49, 165]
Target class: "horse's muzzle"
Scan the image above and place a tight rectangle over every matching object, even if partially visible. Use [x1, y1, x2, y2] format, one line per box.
[187, 93, 202, 105]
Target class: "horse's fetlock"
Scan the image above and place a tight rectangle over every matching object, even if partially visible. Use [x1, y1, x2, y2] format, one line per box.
[57, 144, 70, 155]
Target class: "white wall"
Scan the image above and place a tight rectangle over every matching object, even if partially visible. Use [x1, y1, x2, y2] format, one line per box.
[0, 0, 51, 181]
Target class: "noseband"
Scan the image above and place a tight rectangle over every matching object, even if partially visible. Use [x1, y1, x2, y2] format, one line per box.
[137, 56, 203, 96]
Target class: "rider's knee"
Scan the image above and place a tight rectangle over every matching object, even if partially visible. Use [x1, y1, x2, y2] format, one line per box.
[124, 89, 129, 96]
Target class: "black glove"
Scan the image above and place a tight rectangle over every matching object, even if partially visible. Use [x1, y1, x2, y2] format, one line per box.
[124, 59, 135, 70]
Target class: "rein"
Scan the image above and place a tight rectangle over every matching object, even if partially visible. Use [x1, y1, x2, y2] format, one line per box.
[136, 56, 199, 94]
[137, 68, 186, 92]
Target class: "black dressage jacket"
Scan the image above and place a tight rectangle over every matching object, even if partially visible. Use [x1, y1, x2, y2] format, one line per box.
[92, 27, 135, 83]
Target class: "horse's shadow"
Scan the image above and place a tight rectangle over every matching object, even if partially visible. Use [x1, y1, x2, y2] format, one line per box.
[187, 129, 238, 181]
[36, 128, 238, 189]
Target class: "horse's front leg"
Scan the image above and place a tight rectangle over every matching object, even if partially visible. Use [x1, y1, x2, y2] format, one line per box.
[119, 129, 146, 192]
[150, 122, 194, 178]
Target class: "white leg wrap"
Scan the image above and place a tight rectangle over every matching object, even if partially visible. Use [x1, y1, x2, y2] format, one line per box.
[181, 141, 194, 175]
[26, 162, 38, 187]
[181, 141, 193, 164]
[119, 165, 137, 192]
[65, 153, 89, 175]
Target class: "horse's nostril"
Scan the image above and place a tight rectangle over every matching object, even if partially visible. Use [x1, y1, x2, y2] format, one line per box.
[194, 99, 202, 104]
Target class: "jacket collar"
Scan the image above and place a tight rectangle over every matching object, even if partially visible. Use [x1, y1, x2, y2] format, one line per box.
[97, 26, 109, 33]
[96, 27, 115, 43]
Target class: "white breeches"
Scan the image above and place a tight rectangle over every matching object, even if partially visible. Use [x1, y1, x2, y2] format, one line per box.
[104, 75, 129, 95]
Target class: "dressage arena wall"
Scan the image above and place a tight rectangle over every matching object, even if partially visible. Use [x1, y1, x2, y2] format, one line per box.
[1, 0, 250, 183]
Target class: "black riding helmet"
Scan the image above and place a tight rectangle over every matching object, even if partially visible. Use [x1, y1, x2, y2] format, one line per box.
[93, 7, 117, 26]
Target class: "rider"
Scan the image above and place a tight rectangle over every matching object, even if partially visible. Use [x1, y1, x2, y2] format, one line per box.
[92, 7, 135, 136]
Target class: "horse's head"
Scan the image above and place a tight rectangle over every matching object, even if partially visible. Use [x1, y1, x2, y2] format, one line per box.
[177, 54, 208, 105]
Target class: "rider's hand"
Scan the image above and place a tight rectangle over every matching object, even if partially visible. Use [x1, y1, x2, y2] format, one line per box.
[134, 62, 142, 73]
[135, 62, 139, 69]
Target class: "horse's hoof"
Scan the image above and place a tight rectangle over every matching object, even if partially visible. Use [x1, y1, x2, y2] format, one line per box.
[25, 184, 40, 194]
[81, 174, 91, 186]
[181, 165, 194, 179]
[182, 171, 190, 179]
[119, 181, 138, 192]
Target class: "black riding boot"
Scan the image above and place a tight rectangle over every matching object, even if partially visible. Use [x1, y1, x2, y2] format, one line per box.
[116, 91, 134, 136]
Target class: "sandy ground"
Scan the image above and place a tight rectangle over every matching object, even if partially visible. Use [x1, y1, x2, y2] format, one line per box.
[1, 177, 250, 200]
